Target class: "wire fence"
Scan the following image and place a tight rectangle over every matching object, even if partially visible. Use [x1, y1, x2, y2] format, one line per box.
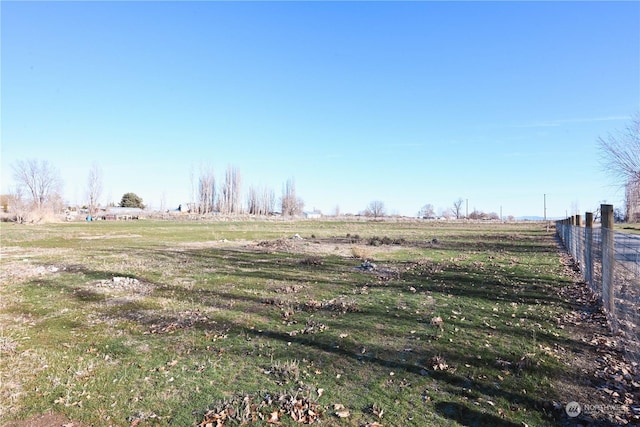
[556, 219, 640, 367]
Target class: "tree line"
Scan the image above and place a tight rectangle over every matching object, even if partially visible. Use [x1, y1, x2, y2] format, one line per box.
[5, 113, 638, 223]
[5, 158, 503, 222]
[190, 164, 304, 217]
[4, 160, 306, 221]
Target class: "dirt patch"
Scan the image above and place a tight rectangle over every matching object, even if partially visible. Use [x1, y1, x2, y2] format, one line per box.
[76, 233, 142, 240]
[92, 276, 153, 295]
[3, 412, 81, 427]
[255, 237, 301, 252]
[0, 247, 70, 285]
[552, 252, 640, 426]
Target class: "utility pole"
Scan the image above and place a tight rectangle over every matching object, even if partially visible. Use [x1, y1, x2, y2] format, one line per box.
[466, 199, 468, 218]
[500, 206, 503, 221]
[544, 194, 548, 231]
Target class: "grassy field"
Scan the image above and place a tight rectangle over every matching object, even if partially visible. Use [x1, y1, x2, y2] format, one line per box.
[618, 223, 640, 235]
[1, 219, 577, 426]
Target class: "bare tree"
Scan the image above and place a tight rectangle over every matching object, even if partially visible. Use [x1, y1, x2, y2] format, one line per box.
[247, 186, 259, 215]
[198, 164, 216, 214]
[218, 165, 242, 215]
[451, 198, 464, 219]
[247, 185, 275, 216]
[598, 116, 640, 222]
[263, 187, 276, 215]
[12, 159, 62, 210]
[281, 178, 304, 216]
[438, 207, 452, 219]
[364, 200, 386, 218]
[418, 203, 435, 218]
[598, 115, 640, 185]
[86, 162, 103, 216]
[626, 180, 640, 222]
[9, 186, 27, 223]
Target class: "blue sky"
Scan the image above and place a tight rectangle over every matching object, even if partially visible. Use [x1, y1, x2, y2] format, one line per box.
[1, 1, 638, 218]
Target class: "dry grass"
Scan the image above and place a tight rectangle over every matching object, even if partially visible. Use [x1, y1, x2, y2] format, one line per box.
[1, 219, 630, 426]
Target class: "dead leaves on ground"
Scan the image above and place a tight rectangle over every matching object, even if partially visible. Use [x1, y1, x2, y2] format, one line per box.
[555, 273, 640, 425]
[429, 316, 443, 328]
[333, 403, 350, 418]
[198, 389, 323, 426]
[263, 297, 359, 314]
[429, 355, 450, 372]
[198, 390, 385, 426]
[141, 310, 220, 335]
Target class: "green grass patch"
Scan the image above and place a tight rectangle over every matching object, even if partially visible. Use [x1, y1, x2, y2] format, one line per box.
[1, 220, 574, 426]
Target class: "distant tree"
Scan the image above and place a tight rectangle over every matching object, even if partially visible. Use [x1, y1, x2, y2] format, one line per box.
[468, 210, 483, 220]
[12, 159, 62, 210]
[86, 162, 103, 216]
[451, 198, 464, 219]
[120, 192, 145, 209]
[487, 212, 500, 220]
[198, 164, 216, 214]
[364, 200, 386, 219]
[219, 165, 242, 215]
[418, 204, 435, 218]
[0, 195, 8, 213]
[438, 208, 452, 219]
[247, 185, 275, 215]
[281, 178, 304, 216]
[614, 208, 626, 223]
[7, 187, 27, 223]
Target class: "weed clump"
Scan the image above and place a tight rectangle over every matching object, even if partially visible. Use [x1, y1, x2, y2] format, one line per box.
[300, 256, 323, 266]
[351, 246, 371, 260]
[346, 233, 361, 243]
[368, 236, 406, 246]
[268, 359, 300, 384]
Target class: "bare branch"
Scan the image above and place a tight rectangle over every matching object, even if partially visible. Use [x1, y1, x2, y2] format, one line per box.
[597, 115, 640, 185]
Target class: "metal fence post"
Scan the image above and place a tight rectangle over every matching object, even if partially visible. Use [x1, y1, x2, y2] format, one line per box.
[601, 204, 615, 329]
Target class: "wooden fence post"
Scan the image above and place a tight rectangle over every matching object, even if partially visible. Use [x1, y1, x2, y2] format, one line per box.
[584, 212, 593, 291]
[601, 204, 615, 326]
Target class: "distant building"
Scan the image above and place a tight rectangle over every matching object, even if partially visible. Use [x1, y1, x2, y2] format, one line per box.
[304, 210, 322, 219]
[100, 207, 144, 220]
[627, 179, 640, 222]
